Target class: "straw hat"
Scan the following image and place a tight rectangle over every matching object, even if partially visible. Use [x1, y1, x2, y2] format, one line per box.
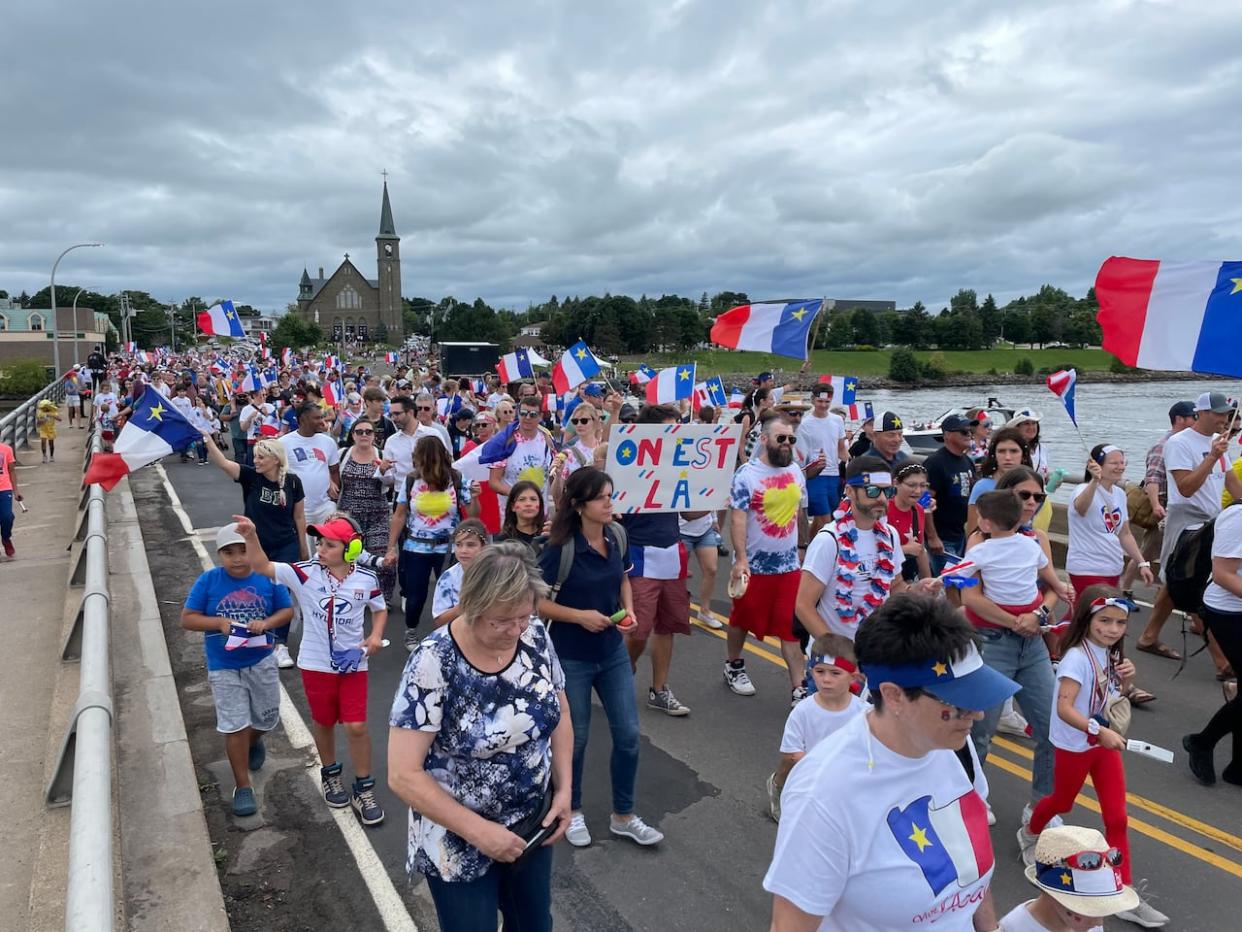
[774, 392, 811, 412]
[1023, 825, 1139, 917]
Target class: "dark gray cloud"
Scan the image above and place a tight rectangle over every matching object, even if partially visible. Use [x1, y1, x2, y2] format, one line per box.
[4, 0, 1241, 314]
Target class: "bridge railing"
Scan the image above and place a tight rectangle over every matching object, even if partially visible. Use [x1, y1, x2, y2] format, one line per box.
[43, 416, 115, 932]
[0, 379, 67, 450]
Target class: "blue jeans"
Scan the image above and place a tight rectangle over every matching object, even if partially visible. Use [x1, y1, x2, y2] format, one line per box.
[560, 639, 640, 814]
[424, 843, 553, 932]
[0, 490, 13, 542]
[932, 535, 965, 575]
[399, 549, 446, 629]
[970, 626, 1056, 800]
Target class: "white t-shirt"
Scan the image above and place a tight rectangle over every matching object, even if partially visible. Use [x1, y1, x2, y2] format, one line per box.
[679, 513, 714, 538]
[281, 431, 341, 521]
[417, 420, 452, 451]
[1164, 427, 1226, 516]
[1066, 482, 1128, 576]
[169, 395, 195, 422]
[1203, 505, 1242, 612]
[779, 694, 866, 754]
[497, 431, 555, 497]
[959, 534, 1047, 606]
[431, 562, 464, 618]
[272, 561, 386, 674]
[999, 900, 1102, 932]
[797, 411, 846, 468]
[803, 521, 903, 639]
[763, 713, 993, 931]
[1049, 641, 1116, 753]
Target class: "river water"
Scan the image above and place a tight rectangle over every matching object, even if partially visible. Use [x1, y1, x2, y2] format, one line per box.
[869, 378, 1242, 501]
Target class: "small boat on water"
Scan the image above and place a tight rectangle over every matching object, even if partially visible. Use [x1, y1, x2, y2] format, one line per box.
[903, 398, 1016, 454]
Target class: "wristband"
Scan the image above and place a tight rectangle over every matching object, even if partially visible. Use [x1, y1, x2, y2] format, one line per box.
[1138, 560, 1151, 568]
[1086, 718, 1100, 746]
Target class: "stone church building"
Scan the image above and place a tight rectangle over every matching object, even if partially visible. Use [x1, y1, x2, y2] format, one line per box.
[295, 182, 404, 342]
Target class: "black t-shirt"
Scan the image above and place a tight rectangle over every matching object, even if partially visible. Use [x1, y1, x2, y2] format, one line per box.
[923, 447, 975, 541]
[87, 352, 106, 375]
[236, 464, 305, 558]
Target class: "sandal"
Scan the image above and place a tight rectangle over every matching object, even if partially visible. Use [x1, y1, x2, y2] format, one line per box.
[1216, 666, 1235, 682]
[1136, 640, 1182, 661]
[1125, 685, 1157, 705]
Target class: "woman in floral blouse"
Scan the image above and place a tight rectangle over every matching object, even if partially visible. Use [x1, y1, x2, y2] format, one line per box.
[388, 542, 571, 932]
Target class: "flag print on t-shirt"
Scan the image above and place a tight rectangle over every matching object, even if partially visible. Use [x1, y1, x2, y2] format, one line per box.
[217, 585, 274, 651]
[1100, 502, 1123, 534]
[886, 790, 994, 896]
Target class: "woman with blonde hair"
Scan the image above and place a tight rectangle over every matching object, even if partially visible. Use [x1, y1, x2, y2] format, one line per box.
[199, 429, 307, 666]
[551, 401, 602, 503]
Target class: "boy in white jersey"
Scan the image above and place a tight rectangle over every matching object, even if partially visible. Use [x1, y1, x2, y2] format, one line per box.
[766, 633, 864, 821]
[232, 511, 389, 827]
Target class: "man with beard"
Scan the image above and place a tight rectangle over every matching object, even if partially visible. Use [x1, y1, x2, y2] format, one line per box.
[725, 413, 808, 703]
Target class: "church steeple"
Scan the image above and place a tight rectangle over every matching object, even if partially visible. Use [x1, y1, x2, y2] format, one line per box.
[299, 267, 312, 299]
[378, 180, 397, 238]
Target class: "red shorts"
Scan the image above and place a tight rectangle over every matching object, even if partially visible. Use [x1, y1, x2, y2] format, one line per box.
[628, 576, 692, 639]
[300, 669, 368, 726]
[1069, 574, 1120, 601]
[965, 593, 1044, 630]
[729, 570, 800, 642]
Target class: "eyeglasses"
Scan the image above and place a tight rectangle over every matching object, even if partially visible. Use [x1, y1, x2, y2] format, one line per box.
[416, 406, 433, 412]
[571, 417, 593, 425]
[482, 614, 532, 633]
[519, 410, 541, 418]
[914, 689, 976, 719]
[772, 434, 797, 444]
[1055, 848, 1124, 871]
[901, 481, 929, 491]
[1017, 490, 1048, 504]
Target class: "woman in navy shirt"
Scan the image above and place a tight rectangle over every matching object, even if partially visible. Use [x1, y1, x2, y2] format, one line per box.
[538, 468, 665, 849]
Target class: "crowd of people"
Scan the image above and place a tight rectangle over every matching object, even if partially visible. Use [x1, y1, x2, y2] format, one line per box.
[14, 340, 1242, 930]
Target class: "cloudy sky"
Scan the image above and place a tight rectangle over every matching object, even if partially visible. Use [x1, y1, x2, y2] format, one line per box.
[3, 0, 1241, 315]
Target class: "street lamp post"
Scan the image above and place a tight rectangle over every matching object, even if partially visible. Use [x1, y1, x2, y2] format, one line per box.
[71, 288, 84, 365]
[50, 243, 103, 377]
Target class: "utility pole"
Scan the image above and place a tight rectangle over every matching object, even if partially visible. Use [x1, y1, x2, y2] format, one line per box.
[168, 300, 177, 352]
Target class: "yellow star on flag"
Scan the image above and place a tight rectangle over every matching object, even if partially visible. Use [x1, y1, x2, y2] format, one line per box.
[575, 347, 587, 360]
[908, 823, 933, 853]
[147, 402, 166, 423]
[1060, 871, 1073, 887]
[619, 446, 633, 461]
[931, 661, 948, 677]
[845, 379, 856, 392]
[1230, 277, 1242, 295]
[679, 368, 691, 380]
[790, 307, 807, 321]
[225, 308, 235, 319]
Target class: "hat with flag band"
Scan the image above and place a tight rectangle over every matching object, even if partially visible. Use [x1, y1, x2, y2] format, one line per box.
[1024, 825, 1139, 917]
[860, 641, 1018, 711]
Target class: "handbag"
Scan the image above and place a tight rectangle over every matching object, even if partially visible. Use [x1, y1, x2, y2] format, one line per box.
[507, 781, 557, 865]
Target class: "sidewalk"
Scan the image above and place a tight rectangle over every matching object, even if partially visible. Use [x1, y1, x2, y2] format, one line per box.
[0, 423, 89, 930]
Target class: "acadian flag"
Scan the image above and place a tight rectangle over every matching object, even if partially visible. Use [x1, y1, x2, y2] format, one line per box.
[710, 298, 822, 360]
[238, 366, 268, 393]
[542, 391, 566, 415]
[281, 347, 293, 367]
[385, 351, 399, 364]
[885, 792, 993, 896]
[196, 300, 245, 338]
[209, 359, 227, 376]
[1095, 256, 1242, 377]
[124, 341, 137, 354]
[552, 341, 601, 394]
[323, 354, 341, 372]
[1046, 369, 1078, 426]
[847, 401, 874, 421]
[692, 375, 728, 411]
[629, 364, 657, 386]
[321, 380, 341, 407]
[817, 373, 858, 404]
[497, 348, 534, 383]
[84, 390, 201, 491]
[646, 363, 697, 405]
[727, 387, 746, 408]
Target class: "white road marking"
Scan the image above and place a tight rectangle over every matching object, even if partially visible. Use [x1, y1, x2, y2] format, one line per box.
[154, 464, 418, 932]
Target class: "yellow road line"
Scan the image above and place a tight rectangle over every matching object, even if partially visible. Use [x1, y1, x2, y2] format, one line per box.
[985, 750, 1242, 880]
[693, 616, 1242, 874]
[991, 736, 1242, 855]
[690, 601, 784, 649]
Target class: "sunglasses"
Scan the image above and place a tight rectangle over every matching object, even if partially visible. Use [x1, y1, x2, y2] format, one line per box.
[1056, 848, 1124, 871]
[519, 410, 541, 418]
[353, 429, 374, 436]
[571, 417, 593, 425]
[416, 406, 433, 412]
[859, 485, 897, 500]
[772, 434, 797, 444]
[1017, 490, 1048, 504]
[915, 689, 975, 719]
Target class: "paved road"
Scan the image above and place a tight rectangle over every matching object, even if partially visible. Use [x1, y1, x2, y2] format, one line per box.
[145, 456, 1241, 930]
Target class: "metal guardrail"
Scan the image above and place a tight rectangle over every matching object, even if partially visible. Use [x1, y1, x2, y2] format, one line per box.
[44, 418, 115, 932]
[0, 379, 67, 449]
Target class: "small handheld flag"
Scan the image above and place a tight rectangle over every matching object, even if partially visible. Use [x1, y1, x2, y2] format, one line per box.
[552, 341, 601, 394]
[196, 300, 245, 338]
[817, 373, 858, 404]
[497, 348, 534, 383]
[1046, 369, 1078, 426]
[629, 364, 657, 386]
[646, 364, 696, 404]
[84, 390, 201, 491]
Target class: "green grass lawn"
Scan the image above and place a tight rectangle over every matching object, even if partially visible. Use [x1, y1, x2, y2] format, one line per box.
[635, 347, 1113, 378]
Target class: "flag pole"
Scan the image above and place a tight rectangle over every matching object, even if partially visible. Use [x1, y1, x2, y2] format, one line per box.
[802, 297, 827, 374]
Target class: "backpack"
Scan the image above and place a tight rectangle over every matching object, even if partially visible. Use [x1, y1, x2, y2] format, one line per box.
[1165, 507, 1237, 613]
[547, 522, 629, 602]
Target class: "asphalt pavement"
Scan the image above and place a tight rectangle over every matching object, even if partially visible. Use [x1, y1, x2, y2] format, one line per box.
[147, 455, 1242, 931]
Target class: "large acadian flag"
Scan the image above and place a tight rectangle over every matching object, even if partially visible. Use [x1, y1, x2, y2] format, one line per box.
[84, 390, 201, 491]
[552, 340, 602, 394]
[1095, 256, 1242, 377]
[646, 363, 696, 404]
[710, 298, 822, 360]
[196, 300, 245, 338]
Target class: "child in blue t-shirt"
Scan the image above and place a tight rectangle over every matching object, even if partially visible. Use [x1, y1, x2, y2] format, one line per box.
[181, 523, 293, 816]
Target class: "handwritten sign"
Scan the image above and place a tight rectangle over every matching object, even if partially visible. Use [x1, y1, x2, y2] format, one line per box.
[604, 422, 742, 513]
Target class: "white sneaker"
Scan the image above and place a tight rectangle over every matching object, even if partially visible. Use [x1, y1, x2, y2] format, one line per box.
[723, 661, 756, 696]
[766, 773, 782, 822]
[273, 643, 295, 668]
[1016, 824, 1039, 868]
[1021, 804, 1062, 830]
[610, 814, 664, 846]
[698, 610, 724, 629]
[790, 685, 809, 708]
[985, 801, 996, 826]
[997, 707, 1030, 737]
[565, 812, 591, 847]
[1116, 882, 1169, 928]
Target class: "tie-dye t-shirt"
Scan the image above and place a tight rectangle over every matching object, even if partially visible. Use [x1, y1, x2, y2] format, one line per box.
[731, 460, 806, 575]
[500, 431, 555, 497]
[390, 618, 565, 882]
[399, 477, 472, 554]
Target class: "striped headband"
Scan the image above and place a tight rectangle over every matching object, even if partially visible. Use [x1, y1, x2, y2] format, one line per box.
[807, 652, 857, 674]
[1089, 597, 1133, 615]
